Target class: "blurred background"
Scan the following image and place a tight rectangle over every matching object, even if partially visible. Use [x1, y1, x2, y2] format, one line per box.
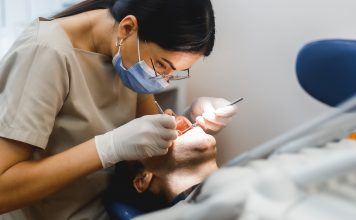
[1, 0, 355, 164]
[0, 0, 82, 58]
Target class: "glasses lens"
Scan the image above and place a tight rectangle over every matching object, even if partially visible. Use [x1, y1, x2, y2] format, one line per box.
[170, 70, 190, 80]
[150, 70, 190, 81]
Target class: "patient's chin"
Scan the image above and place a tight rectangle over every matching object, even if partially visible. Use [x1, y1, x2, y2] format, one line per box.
[196, 136, 217, 153]
[172, 142, 217, 165]
[195, 144, 217, 164]
[181, 128, 217, 153]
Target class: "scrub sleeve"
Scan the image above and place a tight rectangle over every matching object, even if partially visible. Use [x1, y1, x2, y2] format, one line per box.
[0, 44, 68, 148]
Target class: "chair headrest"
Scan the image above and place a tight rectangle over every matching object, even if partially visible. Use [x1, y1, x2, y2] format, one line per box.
[105, 201, 142, 220]
[296, 39, 356, 106]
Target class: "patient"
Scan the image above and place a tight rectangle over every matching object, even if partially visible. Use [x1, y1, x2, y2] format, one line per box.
[104, 113, 218, 219]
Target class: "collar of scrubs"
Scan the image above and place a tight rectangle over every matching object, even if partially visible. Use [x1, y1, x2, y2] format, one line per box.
[169, 184, 200, 206]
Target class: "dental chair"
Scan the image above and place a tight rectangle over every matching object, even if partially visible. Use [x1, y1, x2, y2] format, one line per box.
[296, 39, 356, 107]
[132, 39, 356, 220]
[105, 39, 356, 220]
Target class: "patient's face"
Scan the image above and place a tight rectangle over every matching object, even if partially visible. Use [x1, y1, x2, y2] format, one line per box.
[111, 114, 217, 214]
[132, 113, 218, 202]
[141, 117, 217, 172]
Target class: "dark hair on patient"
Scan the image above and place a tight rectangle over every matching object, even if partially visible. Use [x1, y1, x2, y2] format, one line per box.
[52, 0, 215, 56]
[103, 161, 169, 215]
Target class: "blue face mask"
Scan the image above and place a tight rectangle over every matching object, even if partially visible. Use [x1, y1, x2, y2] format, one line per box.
[112, 38, 169, 94]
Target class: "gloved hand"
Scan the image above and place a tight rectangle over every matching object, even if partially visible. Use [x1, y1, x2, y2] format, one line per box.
[188, 97, 238, 135]
[95, 114, 178, 168]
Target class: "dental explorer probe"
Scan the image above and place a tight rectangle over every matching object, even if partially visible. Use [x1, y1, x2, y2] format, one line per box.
[154, 100, 165, 114]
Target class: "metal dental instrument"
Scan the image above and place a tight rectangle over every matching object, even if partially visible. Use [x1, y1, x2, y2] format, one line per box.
[228, 97, 244, 106]
[154, 100, 165, 114]
[180, 97, 245, 134]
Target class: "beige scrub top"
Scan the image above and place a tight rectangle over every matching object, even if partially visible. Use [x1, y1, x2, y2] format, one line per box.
[0, 18, 150, 220]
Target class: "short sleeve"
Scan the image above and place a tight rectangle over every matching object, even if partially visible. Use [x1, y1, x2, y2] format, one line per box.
[0, 44, 69, 149]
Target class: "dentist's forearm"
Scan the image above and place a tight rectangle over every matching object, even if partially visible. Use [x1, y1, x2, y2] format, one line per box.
[0, 139, 102, 214]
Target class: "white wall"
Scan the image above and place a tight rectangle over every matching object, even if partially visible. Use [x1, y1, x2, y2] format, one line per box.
[188, 0, 356, 164]
[0, 0, 80, 59]
[0, 0, 77, 27]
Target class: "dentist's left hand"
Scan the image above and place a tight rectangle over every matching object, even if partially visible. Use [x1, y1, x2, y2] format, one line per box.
[188, 97, 238, 135]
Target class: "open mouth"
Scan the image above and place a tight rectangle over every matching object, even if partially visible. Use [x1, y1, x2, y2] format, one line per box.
[175, 115, 193, 135]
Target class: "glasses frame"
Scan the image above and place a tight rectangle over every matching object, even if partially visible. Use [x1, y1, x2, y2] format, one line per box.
[144, 41, 191, 82]
[149, 59, 190, 83]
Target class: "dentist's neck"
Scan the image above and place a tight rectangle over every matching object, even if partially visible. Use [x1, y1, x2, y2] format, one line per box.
[56, 9, 116, 58]
[85, 9, 117, 57]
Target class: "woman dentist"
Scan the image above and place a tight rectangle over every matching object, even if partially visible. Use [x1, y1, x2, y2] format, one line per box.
[0, 0, 237, 219]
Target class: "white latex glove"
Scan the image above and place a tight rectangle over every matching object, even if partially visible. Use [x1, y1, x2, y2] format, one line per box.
[188, 97, 238, 135]
[95, 114, 178, 168]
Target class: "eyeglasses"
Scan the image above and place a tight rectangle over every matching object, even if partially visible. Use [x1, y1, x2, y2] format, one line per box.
[143, 41, 190, 82]
[149, 58, 190, 82]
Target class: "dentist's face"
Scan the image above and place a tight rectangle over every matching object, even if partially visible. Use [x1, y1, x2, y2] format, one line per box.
[118, 33, 202, 77]
[113, 15, 203, 79]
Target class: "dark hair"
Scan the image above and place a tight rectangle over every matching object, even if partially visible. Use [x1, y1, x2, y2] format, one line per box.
[53, 0, 215, 56]
[103, 161, 169, 215]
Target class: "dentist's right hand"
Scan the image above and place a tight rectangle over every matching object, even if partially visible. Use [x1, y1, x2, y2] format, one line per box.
[95, 115, 177, 168]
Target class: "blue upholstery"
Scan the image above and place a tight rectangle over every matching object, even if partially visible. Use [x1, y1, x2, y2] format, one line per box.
[105, 201, 142, 220]
[104, 187, 193, 220]
[296, 39, 356, 106]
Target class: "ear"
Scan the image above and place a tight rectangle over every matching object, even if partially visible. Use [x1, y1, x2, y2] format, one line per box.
[117, 15, 139, 40]
[133, 171, 153, 193]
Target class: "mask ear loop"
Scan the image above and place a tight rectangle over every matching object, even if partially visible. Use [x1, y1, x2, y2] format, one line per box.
[137, 37, 141, 61]
[116, 39, 124, 53]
